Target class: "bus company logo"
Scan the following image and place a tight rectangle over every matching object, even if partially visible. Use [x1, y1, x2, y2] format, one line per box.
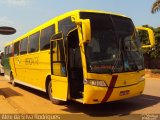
[25, 57, 39, 65]
[142, 114, 159, 120]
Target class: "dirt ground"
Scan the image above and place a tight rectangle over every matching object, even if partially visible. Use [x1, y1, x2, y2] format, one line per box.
[145, 69, 160, 78]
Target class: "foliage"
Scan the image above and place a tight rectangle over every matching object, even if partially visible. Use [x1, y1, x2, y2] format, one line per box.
[152, 0, 160, 13]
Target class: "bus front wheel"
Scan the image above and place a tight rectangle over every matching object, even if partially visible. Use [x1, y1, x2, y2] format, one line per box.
[47, 80, 65, 105]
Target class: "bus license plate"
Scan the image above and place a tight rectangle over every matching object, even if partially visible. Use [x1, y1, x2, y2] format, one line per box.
[119, 90, 130, 96]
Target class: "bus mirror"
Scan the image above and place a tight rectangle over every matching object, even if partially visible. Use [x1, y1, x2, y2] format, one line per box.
[74, 19, 91, 43]
[136, 26, 155, 48]
[0, 26, 16, 35]
[82, 19, 91, 43]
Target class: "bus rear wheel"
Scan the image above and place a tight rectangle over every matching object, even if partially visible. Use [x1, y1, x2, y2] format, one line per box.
[47, 80, 65, 105]
[10, 73, 16, 86]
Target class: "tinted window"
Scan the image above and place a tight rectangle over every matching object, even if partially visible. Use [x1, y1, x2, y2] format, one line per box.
[58, 17, 76, 36]
[81, 12, 120, 73]
[81, 12, 144, 73]
[29, 32, 40, 53]
[20, 37, 28, 55]
[8, 45, 13, 57]
[5, 45, 13, 57]
[112, 15, 134, 34]
[40, 25, 55, 50]
[14, 42, 20, 56]
[52, 40, 66, 76]
[5, 46, 8, 57]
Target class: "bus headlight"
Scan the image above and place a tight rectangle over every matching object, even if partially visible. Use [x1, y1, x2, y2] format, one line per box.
[84, 79, 107, 87]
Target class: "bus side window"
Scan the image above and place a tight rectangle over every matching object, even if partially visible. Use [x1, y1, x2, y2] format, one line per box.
[40, 25, 55, 51]
[20, 37, 28, 55]
[5, 46, 8, 57]
[52, 40, 66, 77]
[29, 32, 40, 53]
[14, 41, 20, 56]
[8, 45, 13, 57]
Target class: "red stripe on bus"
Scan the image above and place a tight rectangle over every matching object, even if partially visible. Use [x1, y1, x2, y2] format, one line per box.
[101, 75, 118, 103]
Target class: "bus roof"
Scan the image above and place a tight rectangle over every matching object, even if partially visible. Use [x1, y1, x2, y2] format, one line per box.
[4, 41, 13, 47]
[74, 9, 128, 17]
[9, 9, 129, 44]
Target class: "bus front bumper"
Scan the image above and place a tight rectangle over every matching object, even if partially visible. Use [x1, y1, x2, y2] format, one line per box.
[83, 80, 145, 104]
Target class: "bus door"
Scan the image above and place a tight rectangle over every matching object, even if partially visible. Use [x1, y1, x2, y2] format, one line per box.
[50, 33, 68, 101]
[67, 29, 84, 99]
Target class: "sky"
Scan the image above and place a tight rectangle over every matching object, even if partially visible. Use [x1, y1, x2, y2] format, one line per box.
[0, 0, 159, 51]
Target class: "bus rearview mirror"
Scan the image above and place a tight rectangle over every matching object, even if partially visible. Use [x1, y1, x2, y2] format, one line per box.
[74, 19, 91, 43]
[82, 19, 91, 43]
[136, 26, 155, 48]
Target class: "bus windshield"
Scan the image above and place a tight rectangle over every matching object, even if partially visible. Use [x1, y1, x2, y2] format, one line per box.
[80, 12, 144, 74]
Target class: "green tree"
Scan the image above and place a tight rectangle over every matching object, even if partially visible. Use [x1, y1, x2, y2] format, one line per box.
[152, 0, 160, 13]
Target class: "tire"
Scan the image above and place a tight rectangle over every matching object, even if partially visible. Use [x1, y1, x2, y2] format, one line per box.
[10, 73, 16, 86]
[47, 80, 65, 105]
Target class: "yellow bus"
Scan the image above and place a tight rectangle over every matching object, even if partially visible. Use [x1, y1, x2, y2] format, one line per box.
[3, 10, 155, 104]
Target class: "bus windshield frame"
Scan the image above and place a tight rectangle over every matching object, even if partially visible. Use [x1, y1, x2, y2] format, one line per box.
[80, 12, 144, 74]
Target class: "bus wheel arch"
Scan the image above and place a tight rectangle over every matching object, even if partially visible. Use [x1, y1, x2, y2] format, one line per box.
[45, 75, 65, 105]
[45, 75, 51, 94]
[10, 71, 13, 81]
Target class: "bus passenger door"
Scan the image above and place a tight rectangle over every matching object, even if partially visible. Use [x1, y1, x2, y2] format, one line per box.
[50, 35, 68, 101]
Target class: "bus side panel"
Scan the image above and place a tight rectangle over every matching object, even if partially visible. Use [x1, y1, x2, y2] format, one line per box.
[24, 52, 40, 88]
[37, 50, 51, 90]
[12, 56, 20, 81]
[19, 55, 27, 82]
[21, 51, 50, 90]
[13, 54, 27, 83]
